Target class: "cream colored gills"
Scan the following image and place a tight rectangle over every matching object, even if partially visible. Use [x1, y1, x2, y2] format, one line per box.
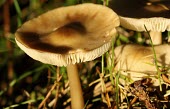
[113, 44, 170, 74]
[109, 0, 170, 45]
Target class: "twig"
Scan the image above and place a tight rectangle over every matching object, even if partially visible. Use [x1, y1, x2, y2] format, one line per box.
[38, 75, 62, 109]
[128, 97, 137, 109]
[23, 90, 32, 109]
[130, 79, 157, 109]
[3, 0, 14, 96]
[53, 67, 60, 109]
[96, 67, 111, 108]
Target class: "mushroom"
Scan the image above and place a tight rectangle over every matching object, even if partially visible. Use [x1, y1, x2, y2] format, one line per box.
[109, 0, 170, 45]
[108, 44, 170, 86]
[15, 3, 119, 109]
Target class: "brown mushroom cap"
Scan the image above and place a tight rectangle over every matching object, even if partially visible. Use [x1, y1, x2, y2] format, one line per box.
[109, 0, 170, 31]
[15, 3, 119, 66]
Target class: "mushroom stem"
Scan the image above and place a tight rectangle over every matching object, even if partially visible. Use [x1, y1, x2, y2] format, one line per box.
[67, 64, 84, 109]
[149, 31, 162, 45]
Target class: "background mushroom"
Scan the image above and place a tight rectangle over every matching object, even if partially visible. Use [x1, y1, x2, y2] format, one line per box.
[108, 44, 170, 86]
[109, 0, 170, 45]
[15, 3, 119, 109]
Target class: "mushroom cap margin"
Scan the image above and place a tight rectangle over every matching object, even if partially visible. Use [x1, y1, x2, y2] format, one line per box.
[15, 3, 119, 66]
[120, 16, 170, 32]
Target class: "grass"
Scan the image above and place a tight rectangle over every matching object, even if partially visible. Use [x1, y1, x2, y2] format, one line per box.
[13, 0, 22, 27]
[0, 0, 170, 109]
[144, 25, 163, 91]
[4, 97, 43, 109]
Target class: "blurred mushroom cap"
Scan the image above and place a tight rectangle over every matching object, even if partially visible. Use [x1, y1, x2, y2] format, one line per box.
[108, 44, 170, 86]
[109, 0, 170, 31]
[15, 3, 119, 66]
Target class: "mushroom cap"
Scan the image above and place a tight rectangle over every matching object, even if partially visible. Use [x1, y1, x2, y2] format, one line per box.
[15, 3, 119, 66]
[120, 17, 170, 32]
[109, 0, 170, 31]
[108, 44, 170, 85]
[112, 44, 170, 73]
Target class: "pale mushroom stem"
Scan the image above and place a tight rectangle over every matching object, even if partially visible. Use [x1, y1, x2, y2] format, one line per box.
[149, 31, 162, 45]
[67, 64, 84, 109]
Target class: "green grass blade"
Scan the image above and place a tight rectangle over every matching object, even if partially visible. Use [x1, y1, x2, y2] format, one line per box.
[144, 25, 162, 91]
[0, 0, 5, 7]
[13, 0, 22, 26]
[115, 71, 120, 109]
[4, 97, 44, 109]
[83, 100, 89, 109]
[0, 65, 46, 96]
[109, 38, 115, 85]
[102, 0, 109, 6]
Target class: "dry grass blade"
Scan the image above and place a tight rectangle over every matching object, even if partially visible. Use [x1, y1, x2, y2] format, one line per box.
[162, 74, 170, 84]
[96, 66, 111, 108]
[38, 75, 62, 109]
